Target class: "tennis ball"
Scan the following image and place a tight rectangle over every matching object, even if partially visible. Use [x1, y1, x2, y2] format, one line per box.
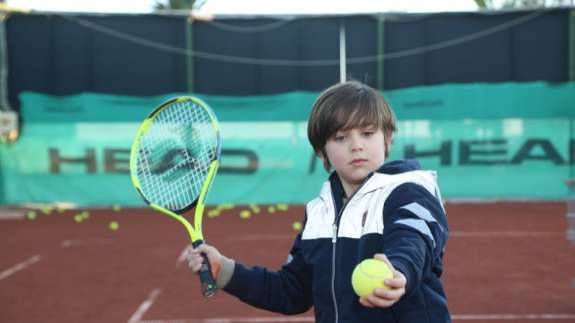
[292, 221, 302, 232]
[74, 214, 83, 223]
[239, 210, 251, 219]
[40, 206, 53, 215]
[207, 209, 220, 218]
[81, 211, 90, 220]
[248, 204, 261, 214]
[109, 221, 119, 231]
[219, 203, 235, 210]
[26, 211, 37, 221]
[276, 203, 288, 211]
[267, 206, 276, 214]
[112, 205, 122, 212]
[351, 259, 393, 297]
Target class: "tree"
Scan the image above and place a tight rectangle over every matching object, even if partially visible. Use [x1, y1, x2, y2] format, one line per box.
[153, 0, 207, 10]
[474, 0, 573, 9]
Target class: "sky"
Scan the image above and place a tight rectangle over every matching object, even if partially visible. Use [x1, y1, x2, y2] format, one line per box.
[6, 0, 479, 15]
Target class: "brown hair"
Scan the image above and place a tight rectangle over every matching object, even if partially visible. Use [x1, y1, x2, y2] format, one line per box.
[307, 81, 396, 170]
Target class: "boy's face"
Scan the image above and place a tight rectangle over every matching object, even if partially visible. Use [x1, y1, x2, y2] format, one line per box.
[321, 125, 387, 197]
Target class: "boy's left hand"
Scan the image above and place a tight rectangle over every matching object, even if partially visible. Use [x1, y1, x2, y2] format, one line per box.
[359, 253, 406, 308]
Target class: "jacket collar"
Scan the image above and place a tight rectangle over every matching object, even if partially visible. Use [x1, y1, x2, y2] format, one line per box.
[320, 159, 423, 204]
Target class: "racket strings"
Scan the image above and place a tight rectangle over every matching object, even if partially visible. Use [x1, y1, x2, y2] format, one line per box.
[137, 100, 218, 211]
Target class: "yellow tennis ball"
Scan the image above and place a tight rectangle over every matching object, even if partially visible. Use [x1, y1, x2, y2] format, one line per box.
[219, 203, 235, 210]
[207, 209, 220, 218]
[351, 259, 393, 297]
[267, 206, 276, 214]
[74, 214, 83, 223]
[248, 204, 261, 214]
[276, 203, 288, 211]
[109, 221, 119, 231]
[292, 221, 302, 232]
[112, 205, 122, 212]
[26, 211, 37, 220]
[239, 210, 251, 219]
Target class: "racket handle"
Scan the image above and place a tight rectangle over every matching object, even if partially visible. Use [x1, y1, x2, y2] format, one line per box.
[193, 240, 218, 298]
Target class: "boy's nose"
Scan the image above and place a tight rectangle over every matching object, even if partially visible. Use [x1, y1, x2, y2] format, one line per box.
[350, 136, 364, 151]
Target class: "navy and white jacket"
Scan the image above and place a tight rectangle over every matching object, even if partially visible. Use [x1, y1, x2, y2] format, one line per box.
[223, 160, 450, 323]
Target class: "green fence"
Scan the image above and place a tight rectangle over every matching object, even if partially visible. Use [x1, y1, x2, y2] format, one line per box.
[1, 82, 574, 206]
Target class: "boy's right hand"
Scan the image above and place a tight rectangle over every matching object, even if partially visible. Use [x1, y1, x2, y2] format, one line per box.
[187, 243, 222, 279]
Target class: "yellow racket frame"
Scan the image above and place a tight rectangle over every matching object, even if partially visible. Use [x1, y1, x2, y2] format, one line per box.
[129, 96, 221, 244]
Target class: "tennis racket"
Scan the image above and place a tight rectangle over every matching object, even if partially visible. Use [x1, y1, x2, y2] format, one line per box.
[130, 96, 221, 298]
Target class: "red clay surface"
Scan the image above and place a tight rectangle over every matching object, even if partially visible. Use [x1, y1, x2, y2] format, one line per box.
[1, 201, 574, 323]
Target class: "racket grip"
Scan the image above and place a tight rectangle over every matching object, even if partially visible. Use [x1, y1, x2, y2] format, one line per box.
[193, 240, 218, 298]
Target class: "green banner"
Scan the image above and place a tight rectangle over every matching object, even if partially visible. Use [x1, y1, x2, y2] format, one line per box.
[18, 81, 575, 123]
[1, 82, 574, 206]
[1, 119, 572, 206]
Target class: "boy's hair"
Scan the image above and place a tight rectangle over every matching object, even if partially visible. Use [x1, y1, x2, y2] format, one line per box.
[307, 81, 396, 170]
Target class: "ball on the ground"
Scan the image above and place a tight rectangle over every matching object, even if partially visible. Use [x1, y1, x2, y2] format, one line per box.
[26, 211, 37, 220]
[219, 203, 235, 210]
[351, 259, 393, 297]
[292, 221, 302, 232]
[109, 221, 119, 231]
[276, 203, 288, 211]
[248, 204, 261, 214]
[112, 205, 122, 212]
[239, 210, 251, 219]
[81, 211, 90, 220]
[267, 206, 276, 214]
[74, 214, 83, 223]
[207, 209, 220, 218]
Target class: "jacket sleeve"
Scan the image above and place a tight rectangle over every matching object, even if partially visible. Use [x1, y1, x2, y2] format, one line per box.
[222, 229, 314, 314]
[382, 182, 448, 296]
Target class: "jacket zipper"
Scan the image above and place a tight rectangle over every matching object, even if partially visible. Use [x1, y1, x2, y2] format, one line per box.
[331, 212, 342, 323]
[330, 178, 370, 323]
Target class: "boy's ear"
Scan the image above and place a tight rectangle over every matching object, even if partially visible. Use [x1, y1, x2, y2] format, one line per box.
[384, 131, 394, 158]
[387, 132, 395, 145]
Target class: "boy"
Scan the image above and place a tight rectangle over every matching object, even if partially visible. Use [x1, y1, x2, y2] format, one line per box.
[189, 81, 451, 322]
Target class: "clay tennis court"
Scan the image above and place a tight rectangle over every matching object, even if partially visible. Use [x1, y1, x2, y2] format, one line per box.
[1, 201, 574, 323]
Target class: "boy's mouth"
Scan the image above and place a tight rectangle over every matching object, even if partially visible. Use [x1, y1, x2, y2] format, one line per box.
[350, 158, 367, 166]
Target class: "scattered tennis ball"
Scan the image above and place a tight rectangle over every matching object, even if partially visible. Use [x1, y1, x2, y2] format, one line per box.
[351, 259, 393, 297]
[239, 210, 252, 219]
[249, 204, 261, 214]
[267, 206, 276, 214]
[276, 204, 288, 211]
[40, 206, 53, 215]
[112, 205, 122, 212]
[74, 214, 83, 223]
[81, 211, 90, 220]
[292, 221, 302, 232]
[207, 209, 220, 218]
[219, 203, 235, 210]
[26, 211, 37, 221]
[109, 221, 119, 231]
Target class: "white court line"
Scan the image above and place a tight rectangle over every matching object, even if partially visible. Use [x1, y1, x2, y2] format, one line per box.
[128, 288, 162, 323]
[0, 255, 41, 281]
[60, 239, 114, 248]
[450, 231, 561, 238]
[139, 313, 575, 322]
[229, 231, 561, 241]
[452, 313, 575, 320]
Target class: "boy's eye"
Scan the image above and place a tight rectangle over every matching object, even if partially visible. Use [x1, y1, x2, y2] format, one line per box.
[362, 131, 374, 136]
[333, 135, 345, 141]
